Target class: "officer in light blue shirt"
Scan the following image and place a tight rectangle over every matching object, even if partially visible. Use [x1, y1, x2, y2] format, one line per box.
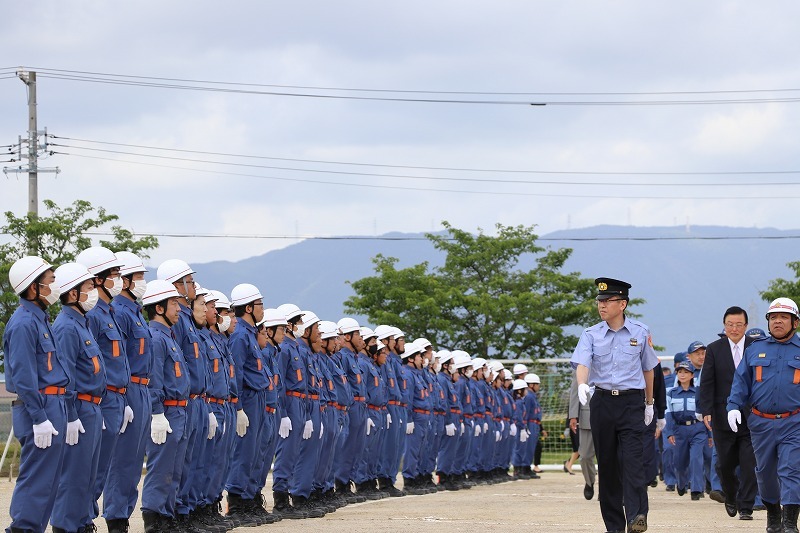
[728, 297, 800, 533]
[571, 278, 659, 533]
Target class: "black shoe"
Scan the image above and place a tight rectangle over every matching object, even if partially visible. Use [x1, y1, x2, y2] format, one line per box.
[272, 491, 308, 520]
[724, 499, 737, 517]
[648, 478, 657, 488]
[628, 513, 647, 533]
[708, 489, 725, 503]
[665, 485, 675, 492]
[677, 487, 686, 497]
[783, 503, 800, 533]
[739, 509, 753, 520]
[105, 519, 129, 533]
[691, 492, 703, 500]
[764, 501, 783, 533]
[753, 504, 766, 511]
[142, 511, 163, 533]
[379, 477, 407, 497]
[292, 495, 326, 518]
[584, 483, 594, 500]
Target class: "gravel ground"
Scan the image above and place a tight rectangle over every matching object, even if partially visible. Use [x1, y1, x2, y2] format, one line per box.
[0, 472, 770, 533]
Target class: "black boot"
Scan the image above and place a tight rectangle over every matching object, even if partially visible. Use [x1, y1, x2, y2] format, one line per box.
[310, 489, 336, 513]
[357, 480, 382, 500]
[142, 512, 162, 533]
[272, 490, 308, 520]
[403, 476, 426, 496]
[442, 472, 461, 491]
[105, 518, 129, 533]
[191, 505, 228, 532]
[51, 528, 68, 533]
[249, 495, 278, 524]
[175, 512, 206, 533]
[335, 479, 360, 505]
[208, 500, 236, 531]
[765, 501, 782, 533]
[226, 492, 259, 527]
[291, 494, 326, 518]
[784, 504, 800, 533]
[378, 476, 406, 497]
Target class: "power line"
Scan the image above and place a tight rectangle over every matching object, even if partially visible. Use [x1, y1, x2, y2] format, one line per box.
[52, 151, 800, 200]
[51, 135, 800, 177]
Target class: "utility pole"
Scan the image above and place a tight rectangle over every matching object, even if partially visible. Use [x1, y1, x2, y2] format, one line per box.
[2, 69, 60, 254]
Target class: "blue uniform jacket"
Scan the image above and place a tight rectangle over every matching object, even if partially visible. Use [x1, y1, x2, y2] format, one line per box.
[729, 335, 800, 415]
[111, 295, 153, 381]
[86, 298, 130, 390]
[148, 321, 190, 414]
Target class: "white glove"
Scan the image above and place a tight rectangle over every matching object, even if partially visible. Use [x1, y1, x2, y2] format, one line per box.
[644, 404, 654, 426]
[119, 406, 134, 434]
[367, 418, 376, 436]
[460, 422, 465, 435]
[520, 428, 529, 443]
[578, 383, 591, 406]
[151, 413, 172, 445]
[483, 422, 489, 432]
[474, 424, 481, 437]
[445, 423, 456, 436]
[510, 423, 518, 437]
[102, 418, 106, 431]
[406, 421, 415, 435]
[728, 409, 741, 432]
[65, 419, 85, 446]
[386, 413, 392, 428]
[319, 422, 324, 440]
[500, 421, 505, 432]
[236, 409, 249, 437]
[207, 412, 218, 440]
[695, 412, 704, 421]
[495, 430, 501, 442]
[278, 416, 291, 439]
[656, 418, 666, 432]
[302, 419, 313, 439]
[222, 422, 226, 435]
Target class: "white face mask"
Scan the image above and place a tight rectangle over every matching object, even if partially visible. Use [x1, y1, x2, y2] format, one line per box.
[465, 368, 474, 379]
[294, 324, 305, 338]
[423, 358, 430, 368]
[80, 288, 99, 312]
[130, 279, 147, 300]
[41, 282, 61, 306]
[107, 276, 124, 298]
[433, 361, 442, 373]
[218, 315, 231, 333]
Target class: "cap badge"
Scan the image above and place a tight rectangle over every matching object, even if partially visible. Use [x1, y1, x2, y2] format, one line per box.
[598, 282, 608, 291]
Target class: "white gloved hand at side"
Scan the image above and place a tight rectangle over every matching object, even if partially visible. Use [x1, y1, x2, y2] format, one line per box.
[119, 406, 134, 434]
[474, 424, 481, 437]
[460, 422, 465, 435]
[207, 412, 218, 440]
[65, 419, 84, 446]
[728, 409, 741, 432]
[578, 383, 591, 406]
[406, 421, 415, 435]
[150, 413, 171, 445]
[302, 419, 313, 440]
[386, 413, 392, 428]
[656, 418, 666, 432]
[237, 409, 249, 437]
[644, 404, 654, 426]
[366, 418, 375, 436]
[495, 430, 501, 442]
[483, 422, 489, 432]
[520, 428, 529, 443]
[445, 423, 456, 437]
[319, 422, 324, 440]
[510, 423, 518, 437]
[278, 416, 291, 439]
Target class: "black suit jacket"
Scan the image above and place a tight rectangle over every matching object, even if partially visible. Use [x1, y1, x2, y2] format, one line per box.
[696, 335, 753, 434]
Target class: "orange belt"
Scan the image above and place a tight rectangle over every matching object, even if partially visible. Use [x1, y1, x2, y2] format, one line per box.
[40, 386, 66, 395]
[164, 399, 188, 407]
[463, 414, 473, 418]
[328, 401, 348, 412]
[502, 417, 510, 421]
[286, 391, 307, 399]
[206, 396, 226, 405]
[265, 406, 276, 414]
[76, 393, 102, 404]
[309, 394, 320, 400]
[473, 413, 484, 418]
[230, 398, 239, 404]
[752, 406, 800, 420]
[189, 393, 205, 399]
[451, 408, 462, 414]
[107, 385, 127, 395]
[130, 376, 150, 385]
[413, 408, 431, 415]
[388, 400, 404, 406]
[353, 396, 366, 402]
[367, 404, 385, 411]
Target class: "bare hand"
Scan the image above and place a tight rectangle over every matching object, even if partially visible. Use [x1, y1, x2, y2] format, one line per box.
[668, 436, 675, 446]
[569, 418, 578, 434]
[703, 414, 712, 431]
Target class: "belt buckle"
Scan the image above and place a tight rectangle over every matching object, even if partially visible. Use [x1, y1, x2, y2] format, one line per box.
[611, 389, 620, 396]
[776, 413, 784, 419]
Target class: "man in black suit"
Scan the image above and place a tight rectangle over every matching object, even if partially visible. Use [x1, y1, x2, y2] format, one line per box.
[696, 306, 758, 520]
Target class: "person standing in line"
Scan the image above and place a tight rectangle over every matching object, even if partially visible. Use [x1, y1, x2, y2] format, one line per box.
[572, 278, 659, 533]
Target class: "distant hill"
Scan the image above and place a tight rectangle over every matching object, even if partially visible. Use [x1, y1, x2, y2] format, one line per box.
[181, 225, 800, 359]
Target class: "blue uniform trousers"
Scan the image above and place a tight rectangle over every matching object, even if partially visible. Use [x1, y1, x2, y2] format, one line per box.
[333, 411, 350, 484]
[334, 402, 367, 484]
[748, 413, 800, 505]
[291, 401, 323, 498]
[355, 408, 385, 483]
[672, 422, 707, 493]
[402, 412, 430, 478]
[522, 421, 540, 466]
[198, 402, 225, 506]
[141, 406, 188, 517]
[211, 403, 237, 503]
[52, 401, 103, 531]
[102, 382, 151, 519]
[225, 388, 267, 499]
[425, 414, 445, 475]
[662, 436, 677, 487]
[272, 395, 306, 493]
[177, 396, 208, 515]
[313, 407, 341, 492]
[378, 404, 405, 483]
[511, 429, 527, 467]
[92, 391, 124, 520]
[454, 421, 472, 474]
[8, 396, 67, 533]
[255, 409, 277, 494]
[437, 428, 459, 475]
[480, 418, 496, 471]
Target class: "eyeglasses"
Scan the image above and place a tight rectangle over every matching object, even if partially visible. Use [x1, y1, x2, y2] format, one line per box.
[724, 322, 746, 329]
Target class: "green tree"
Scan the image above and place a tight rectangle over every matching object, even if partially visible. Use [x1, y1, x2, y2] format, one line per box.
[761, 261, 800, 305]
[345, 221, 598, 359]
[0, 199, 158, 369]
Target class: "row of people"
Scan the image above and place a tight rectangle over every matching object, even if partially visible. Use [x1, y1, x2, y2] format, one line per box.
[3, 250, 546, 533]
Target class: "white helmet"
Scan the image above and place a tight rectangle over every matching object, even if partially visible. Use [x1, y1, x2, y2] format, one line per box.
[230, 283, 263, 307]
[401, 341, 422, 359]
[277, 303, 304, 322]
[54, 262, 93, 293]
[115, 251, 147, 276]
[503, 369, 513, 380]
[525, 373, 540, 385]
[488, 361, 504, 373]
[415, 338, 432, 349]
[512, 379, 527, 391]
[9, 256, 53, 295]
[156, 259, 195, 283]
[259, 308, 288, 328]
[360, 327, 377, 340]
[319, 320, 339, 340]
[437, 349, 454, 364]
[512, 363, 528, 376]
[766, 297, 799, 319]
[75, 246, 124, 275]
[451, 351, 473, 369]
[208, 290, 230, 310]
[376, 340, 386, 351]
[337, 317, 360, 334]
[393, 327, 406, 339]
[471, 357, 487, 371]
[194, 283, 211, 300]
[301, 310, 320, 328]
[142, 279, 182, 306]
[374, 325, 395, 340]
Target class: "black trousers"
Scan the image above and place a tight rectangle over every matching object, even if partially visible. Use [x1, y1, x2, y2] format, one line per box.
[590, 390, 648, 532]
[712, 423, 758, 510]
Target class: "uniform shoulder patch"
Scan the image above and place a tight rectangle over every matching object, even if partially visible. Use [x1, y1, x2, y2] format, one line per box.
[758, 353, 766, 358]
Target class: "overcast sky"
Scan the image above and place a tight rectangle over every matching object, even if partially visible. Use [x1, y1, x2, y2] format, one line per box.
[2, 2, 799, 267]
